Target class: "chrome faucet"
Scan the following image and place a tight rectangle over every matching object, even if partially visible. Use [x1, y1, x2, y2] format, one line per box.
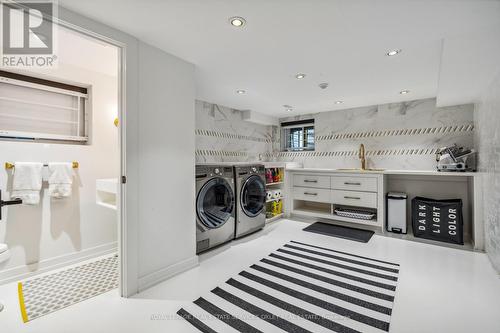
[359, 144, 366, 170]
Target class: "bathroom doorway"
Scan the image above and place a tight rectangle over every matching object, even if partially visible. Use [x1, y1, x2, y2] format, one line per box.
[0, 8, 128, 314]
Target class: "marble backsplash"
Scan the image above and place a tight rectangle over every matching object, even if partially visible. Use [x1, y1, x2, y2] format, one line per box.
[195, 100, 272, 163]
[271, 98, 475, 170]
[196, 98, 475, 170]
[475, 72, 500, 273]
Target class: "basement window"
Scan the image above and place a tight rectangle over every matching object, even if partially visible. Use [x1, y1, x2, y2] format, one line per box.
[281, 119, 315, 151]
[0, 70, 89, 143]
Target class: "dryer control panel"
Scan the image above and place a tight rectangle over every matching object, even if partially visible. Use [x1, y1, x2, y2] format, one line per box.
[235, 165, 265, 176]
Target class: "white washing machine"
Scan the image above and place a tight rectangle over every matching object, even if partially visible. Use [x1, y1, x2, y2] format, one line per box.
[195, 165, 235, 253]
[234, 164, 266, 238]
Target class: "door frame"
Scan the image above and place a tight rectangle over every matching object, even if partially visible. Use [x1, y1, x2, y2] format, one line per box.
[46, 13, 129, 296]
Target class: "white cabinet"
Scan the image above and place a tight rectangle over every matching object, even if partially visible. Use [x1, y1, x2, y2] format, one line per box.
[293, 174, 331, 189]
[292, 187, 331, 203]
[288, 170, 383, 228]
[286, 168, 482, 252]
[330, 190, 377, 208]
[330, 176, 377, 192]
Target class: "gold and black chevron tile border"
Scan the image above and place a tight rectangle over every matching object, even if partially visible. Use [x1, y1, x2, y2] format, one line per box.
[196, 129, 273, 143]
[195, 149, 248, 157]
[274, 148, 441, 158]
[316, 124, 474, 141]
[195, 148, 442, 158]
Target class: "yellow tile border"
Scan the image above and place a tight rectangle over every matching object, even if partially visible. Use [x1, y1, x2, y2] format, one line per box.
[18, 282, 28, 323]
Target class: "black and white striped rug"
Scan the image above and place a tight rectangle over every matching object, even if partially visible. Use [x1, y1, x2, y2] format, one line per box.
[178, 240, 400, 333]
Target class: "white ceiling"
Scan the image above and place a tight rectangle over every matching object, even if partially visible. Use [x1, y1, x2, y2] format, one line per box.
[58, 0, 500, 116]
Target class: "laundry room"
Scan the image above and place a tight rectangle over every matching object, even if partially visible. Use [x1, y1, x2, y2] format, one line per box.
[1, 1, 500, 333]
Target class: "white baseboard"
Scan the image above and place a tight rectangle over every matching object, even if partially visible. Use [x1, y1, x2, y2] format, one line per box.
[0, 242, 117, 285]
[138, 255, 199, 293]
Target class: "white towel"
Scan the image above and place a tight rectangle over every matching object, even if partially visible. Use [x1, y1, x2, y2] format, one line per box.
[11, 162, 43, 205]
[48, 163, 73, 198]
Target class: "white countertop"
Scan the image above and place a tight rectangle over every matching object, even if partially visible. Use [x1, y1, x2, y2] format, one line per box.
[286, 167, 478, 177]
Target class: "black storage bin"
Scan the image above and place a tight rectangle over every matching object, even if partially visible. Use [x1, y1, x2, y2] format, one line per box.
[411, 196, 463, 245]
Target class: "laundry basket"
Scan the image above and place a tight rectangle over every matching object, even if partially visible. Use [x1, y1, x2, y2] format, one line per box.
[411, 196, 464, 245]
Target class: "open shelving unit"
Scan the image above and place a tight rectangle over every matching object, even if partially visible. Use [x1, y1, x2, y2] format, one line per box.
[265, 165, 285, 223]
[383, 173, 476, 251]
[292, 200, 381, 228]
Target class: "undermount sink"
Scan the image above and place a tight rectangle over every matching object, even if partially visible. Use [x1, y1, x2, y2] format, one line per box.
[336, 168, 386, 172]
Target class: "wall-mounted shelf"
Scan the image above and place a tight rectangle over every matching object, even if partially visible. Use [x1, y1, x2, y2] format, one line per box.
[0, 249, 11, 264]
[96, 178, 118, 211]
[266, 197, 284, 203]
[266, 181, 284, 186]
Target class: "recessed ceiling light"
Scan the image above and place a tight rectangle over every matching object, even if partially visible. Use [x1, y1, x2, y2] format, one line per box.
[399, 89, 410, 95]
[236, 89, 246, 94]
[318, 82, 329, 90]
[283, 104, 293, 111]
[295, 73, 306, 79]
[386, 49, 402, 56]
[229, 16, 246, 27]
[334, 100, 344, 104]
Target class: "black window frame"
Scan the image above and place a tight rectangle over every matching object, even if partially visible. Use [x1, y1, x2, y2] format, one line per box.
[281, 119, 315, 152]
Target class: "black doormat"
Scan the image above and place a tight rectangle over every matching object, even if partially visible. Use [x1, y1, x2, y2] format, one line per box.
[303, 222, 374, 243]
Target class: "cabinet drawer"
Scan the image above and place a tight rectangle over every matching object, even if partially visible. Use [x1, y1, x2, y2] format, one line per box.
[293, 187, 331, 203]
[331, 190, 377, 208]
[293, 174, 330, 189]
[331, 176, 377, 192]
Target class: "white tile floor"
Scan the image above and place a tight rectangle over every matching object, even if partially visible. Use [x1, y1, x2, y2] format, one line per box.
[1, 218, 500, 333]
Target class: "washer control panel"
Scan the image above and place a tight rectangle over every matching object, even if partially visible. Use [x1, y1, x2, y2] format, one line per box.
[195, 166, 233, 178]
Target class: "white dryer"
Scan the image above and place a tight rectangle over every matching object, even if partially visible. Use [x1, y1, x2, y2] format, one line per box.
[233, 164, 266, 238]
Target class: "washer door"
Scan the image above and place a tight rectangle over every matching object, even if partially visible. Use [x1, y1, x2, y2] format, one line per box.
[240, 175, 266, 217]
[197, 177, 234, 229]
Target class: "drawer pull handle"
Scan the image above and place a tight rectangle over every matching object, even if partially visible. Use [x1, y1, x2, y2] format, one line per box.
[304, 192, 318, 196]
[344, 182, 361, 186]
[344, 196, 361, 200]
[303, 180, 318, 183]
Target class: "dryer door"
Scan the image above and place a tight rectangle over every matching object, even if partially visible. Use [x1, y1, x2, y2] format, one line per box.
[197, 177, 234, 229]
[240, 175, 266, 217]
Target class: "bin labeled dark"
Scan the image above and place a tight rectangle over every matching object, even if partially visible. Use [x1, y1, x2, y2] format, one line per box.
[411, 196, 463, 245]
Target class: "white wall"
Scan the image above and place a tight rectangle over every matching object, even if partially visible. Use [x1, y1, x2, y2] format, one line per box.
[136, 42, 197, 290]
[0, 62, 119, 281]
[195, 100, 273, 163]
[475, 71, 500, 274]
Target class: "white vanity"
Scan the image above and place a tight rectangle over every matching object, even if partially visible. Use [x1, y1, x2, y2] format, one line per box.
[285, 167, 483, 251]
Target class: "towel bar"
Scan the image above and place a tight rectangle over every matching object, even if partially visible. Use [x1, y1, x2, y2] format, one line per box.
[4, 162, 79, 169]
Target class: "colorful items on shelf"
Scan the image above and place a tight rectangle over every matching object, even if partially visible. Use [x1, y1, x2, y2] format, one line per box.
[265, 167, 284, 220]
[266, 198, 283, 218]
[265, 169, 273, 183]
[266, 191, 273, 201]
[265, 167, 283, 184]
[266, 189, 282, 201]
